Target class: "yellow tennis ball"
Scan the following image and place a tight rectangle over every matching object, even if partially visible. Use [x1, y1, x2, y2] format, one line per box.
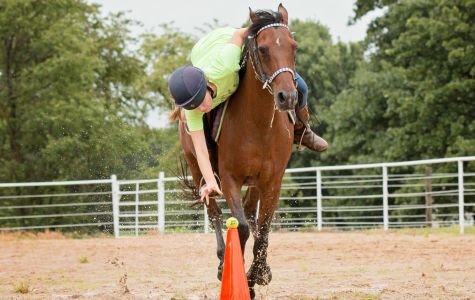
[226, 217, 239, 229]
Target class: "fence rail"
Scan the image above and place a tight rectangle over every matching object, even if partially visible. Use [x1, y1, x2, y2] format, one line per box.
[1, 156, 474, 236]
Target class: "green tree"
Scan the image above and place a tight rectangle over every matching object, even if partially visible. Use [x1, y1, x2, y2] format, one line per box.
[278, 20, 364, 225]
[140, 25, 195, 111]
[0, 0, 165, 230]
[326, 0, 475, 223]
[288, 20, 364, 168]
[348, 0, 475, 161]
[0, 0, 160, 183]
[137, 24, 197, 177]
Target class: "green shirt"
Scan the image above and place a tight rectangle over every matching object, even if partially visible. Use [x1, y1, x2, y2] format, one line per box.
[185, 27, 242, 131]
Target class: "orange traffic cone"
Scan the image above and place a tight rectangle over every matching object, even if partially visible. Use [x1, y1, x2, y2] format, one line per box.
[220, 217, 250, 300]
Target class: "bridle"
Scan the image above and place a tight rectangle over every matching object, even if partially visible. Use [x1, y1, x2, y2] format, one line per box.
[242, 23, 297, 95]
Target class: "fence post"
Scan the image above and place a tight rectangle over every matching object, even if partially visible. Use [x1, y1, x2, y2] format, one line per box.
[425, 167, 433, 227]
[458, 160, 465, 235]
[316, 170, 322, 231]
[204, 206, 209, 233]
[158, 172, 165, 233]
[135, 182, 139, 236]
[382, 166, 389, 230]
[111, 175, 119, 238]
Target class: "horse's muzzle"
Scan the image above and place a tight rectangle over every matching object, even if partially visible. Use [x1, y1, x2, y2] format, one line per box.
[275, 90, 298, 111]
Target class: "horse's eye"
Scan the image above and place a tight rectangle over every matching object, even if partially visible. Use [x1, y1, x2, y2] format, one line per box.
[258, 46, 268, 56]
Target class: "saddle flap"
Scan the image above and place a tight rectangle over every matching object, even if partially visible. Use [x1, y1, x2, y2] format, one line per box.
[205, 100, 229, 143]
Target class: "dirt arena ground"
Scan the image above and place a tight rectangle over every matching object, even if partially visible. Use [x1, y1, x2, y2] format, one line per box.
[1, 229, 474, 299]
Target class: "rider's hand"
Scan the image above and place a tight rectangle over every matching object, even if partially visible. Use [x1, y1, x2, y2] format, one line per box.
[200, 182, 223, 205]
[237, 27, 249, 38]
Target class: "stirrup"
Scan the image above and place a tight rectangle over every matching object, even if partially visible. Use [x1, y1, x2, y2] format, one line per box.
[296, 127, 307, 152]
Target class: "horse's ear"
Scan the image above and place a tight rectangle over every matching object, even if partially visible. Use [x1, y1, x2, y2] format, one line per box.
[249, 7, 258, 24]
[278, 3, 288, 25]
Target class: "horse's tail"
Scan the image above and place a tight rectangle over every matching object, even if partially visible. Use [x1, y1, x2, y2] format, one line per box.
[176, 156, 202, 207]
[169, 106, 182, 122]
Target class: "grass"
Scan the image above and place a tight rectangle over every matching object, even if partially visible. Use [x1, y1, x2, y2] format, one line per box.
[297, 224, 318, 232]
[65, 231, 112, 239]
[359, 225, 475, 236]
[79, 255, 89, 264]
[0, 230, 112, 241]
[387, 226, 475, 236]
[282, 225, 475, 236]
[2, 225, 474, 240]
[14, 282, 29, 294]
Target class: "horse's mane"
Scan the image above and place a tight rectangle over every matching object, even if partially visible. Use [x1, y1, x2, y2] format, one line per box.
[239, 10, 284, 78]
[248, 10, 284, 36]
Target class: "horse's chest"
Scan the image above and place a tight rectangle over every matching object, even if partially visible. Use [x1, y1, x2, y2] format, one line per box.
[221, 138, 290, 179]
[219, 111, 293, 176]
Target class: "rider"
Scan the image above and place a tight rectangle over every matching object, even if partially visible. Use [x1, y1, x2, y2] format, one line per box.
[168, 26, 328, 202]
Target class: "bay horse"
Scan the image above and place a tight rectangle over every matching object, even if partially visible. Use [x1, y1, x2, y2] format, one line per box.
[174, 4, 297, 297]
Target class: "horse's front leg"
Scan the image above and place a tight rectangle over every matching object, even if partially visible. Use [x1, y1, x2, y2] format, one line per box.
[243, 186, 259, 238]
[247, 185, 280, 286]
[221, 175, 250, 254]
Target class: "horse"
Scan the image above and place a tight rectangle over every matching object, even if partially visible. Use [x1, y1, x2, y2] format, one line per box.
[174, 4, 297, 297]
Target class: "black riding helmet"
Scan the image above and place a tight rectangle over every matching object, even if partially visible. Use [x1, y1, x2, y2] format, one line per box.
[168, 65, 207, 110]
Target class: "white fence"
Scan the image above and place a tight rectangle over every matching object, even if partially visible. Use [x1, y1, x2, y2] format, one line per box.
[0, 156, 474, 236]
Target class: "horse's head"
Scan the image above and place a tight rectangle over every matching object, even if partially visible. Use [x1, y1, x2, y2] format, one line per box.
[248, 4, 298, 111]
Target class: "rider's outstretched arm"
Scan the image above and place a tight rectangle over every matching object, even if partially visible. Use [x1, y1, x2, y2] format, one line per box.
[190, 129, 222, 203]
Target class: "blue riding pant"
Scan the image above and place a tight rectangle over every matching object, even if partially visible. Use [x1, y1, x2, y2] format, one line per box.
[295, 72, 308, 109]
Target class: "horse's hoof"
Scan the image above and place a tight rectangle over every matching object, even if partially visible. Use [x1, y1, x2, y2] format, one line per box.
[255, 264, 272, 286]
[247, 279, 255, 288]
[217, 263, 223, 281]
[247, 263, 272, 286]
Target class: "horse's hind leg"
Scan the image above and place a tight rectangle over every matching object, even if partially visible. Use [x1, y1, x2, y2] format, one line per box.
[184, 156, 225, 280]
[179, 122, 225, 280]
[207, 198, 225, 280]
[243, 187, 259, 238]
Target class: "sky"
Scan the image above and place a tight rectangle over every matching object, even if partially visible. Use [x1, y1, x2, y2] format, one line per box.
[90, 0, 380, 127]
[92, 0, 379, 42]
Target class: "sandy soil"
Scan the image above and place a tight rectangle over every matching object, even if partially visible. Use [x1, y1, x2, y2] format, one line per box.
[0, 231, 474, 299]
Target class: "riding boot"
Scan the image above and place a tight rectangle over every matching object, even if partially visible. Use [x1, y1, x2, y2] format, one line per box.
[294, 105, 328, 152]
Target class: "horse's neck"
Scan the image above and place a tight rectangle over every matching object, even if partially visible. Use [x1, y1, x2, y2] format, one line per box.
[236, 62, 278, 127]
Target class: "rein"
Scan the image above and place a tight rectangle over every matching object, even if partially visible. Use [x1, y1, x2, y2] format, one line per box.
[242, 23, 296, 95]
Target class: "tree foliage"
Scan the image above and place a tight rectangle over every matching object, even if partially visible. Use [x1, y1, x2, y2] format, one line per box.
[329, 0, 475, 164]
[0, 0, 169, 183]
[288, 20, 364, 167]
[140, 25, 195, 111]
[0, 0, 474, 230]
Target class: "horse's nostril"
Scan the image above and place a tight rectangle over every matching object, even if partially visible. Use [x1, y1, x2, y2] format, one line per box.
[278, 92, 286, 104]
